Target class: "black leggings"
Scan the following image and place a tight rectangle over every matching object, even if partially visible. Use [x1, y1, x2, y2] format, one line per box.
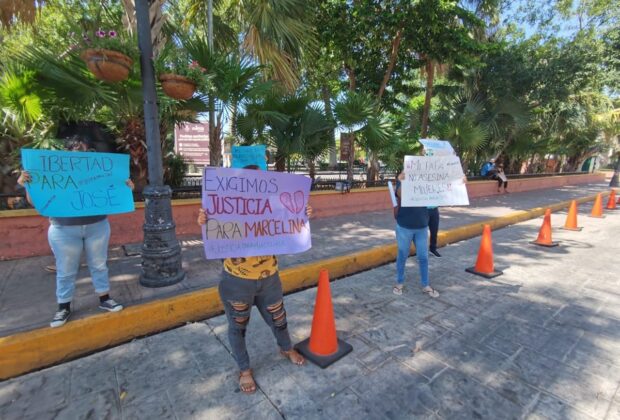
[428, 207, 439, 250]
[492, 175, 507, 189]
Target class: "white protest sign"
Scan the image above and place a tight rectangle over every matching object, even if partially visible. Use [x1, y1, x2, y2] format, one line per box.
[387, 181, 398, 207]
[419, 139, 455, 156]
[401, 155, 469, 207]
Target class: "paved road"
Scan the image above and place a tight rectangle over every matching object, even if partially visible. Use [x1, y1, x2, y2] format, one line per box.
[0, 183, 610, 337]
[1, 200, 618, 419]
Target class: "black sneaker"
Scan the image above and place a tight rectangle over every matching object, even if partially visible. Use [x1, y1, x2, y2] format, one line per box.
[99, 298, 123, 312]
[430, 248, 442, 257]
[50, 309, 71, 328]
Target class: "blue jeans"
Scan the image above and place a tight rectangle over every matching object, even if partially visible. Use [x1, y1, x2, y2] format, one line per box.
[395, 224, 429, 287]
[48, 219, 111, 304]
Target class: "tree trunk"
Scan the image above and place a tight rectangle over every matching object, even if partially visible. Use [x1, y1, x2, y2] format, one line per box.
[229, 102, 238, 140]
[322, 85, 337, 169]
[344, 65, 356, 183]
[377, 28, 403, 101]
[121, 0, 167, 57]
[421, 58, 434, 138]
[347, 133, 355, 184]
[308, 159, 316, 180]
[366, 153, 380, 185]
[275, 152, 286, 172]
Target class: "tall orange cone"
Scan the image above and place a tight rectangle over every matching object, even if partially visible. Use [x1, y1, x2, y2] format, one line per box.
[466, 224, 503, 278]
[589, 193, 604, 218]
[295, 269, 353, 368]
[606, 190, 617, 210]
[531, 208, 559, 247]
[561, 200, 582, 231]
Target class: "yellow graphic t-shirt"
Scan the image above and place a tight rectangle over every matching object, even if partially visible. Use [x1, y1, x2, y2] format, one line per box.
[223, 255, 278, 280]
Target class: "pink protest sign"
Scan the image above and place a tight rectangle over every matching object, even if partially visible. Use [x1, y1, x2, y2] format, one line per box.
[202, 167, 312, 259]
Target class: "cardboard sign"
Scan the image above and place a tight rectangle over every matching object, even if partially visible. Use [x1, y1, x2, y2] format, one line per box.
[401, 155, 469, 207]
[174, 123, 210, 165]
[21, 149, 134, 217]
[231, 145, 267, 170]
[419, 139, 455, 156]
[202, 167, 312, 259]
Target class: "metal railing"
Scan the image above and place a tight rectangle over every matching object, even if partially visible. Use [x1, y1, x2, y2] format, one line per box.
[0, 170, 592, 210]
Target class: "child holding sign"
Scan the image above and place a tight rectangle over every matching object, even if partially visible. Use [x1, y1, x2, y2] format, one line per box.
[197, 164, 311, 395]
[17, 139, 133, 328]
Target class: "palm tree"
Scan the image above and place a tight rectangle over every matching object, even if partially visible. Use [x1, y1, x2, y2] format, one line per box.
[236, 93, 333, 174]
[185, 0, 316, 91]
[434, 90, 529, 173]
[333, 92, 393, 184]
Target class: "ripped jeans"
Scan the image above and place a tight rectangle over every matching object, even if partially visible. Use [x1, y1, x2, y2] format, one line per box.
[218, 271, 293, 371]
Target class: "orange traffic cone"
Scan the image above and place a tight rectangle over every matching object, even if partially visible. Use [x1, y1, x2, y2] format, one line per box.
[561, 200, 582, 231]
[294, 269, 353, 368]
[606, 190, 617, 210]
[531, 208, 559, 247]
[589, 193, 604, 218]
[466, 224, 503, 278]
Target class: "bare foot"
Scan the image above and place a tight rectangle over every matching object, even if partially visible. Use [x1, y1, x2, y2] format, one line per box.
[239, 369, 256, 394]
[281, 349, 305, 365]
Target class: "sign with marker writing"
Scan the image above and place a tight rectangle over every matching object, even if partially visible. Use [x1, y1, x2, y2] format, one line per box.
[401, 155, 469, 207]
[21, 149, 134, 217]
[231, 145, 267, 170]
[202, 167, 312, 259]
[419, 139, 455, 156]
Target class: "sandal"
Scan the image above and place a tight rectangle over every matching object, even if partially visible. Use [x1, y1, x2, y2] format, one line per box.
[239, 369, 256, 394]
[393, 285, 403, 296]
[422, 286, 440, 298]
[280, 349, 305, 366]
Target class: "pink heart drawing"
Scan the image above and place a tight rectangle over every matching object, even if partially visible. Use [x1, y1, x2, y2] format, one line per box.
[293, 190, 305, 213]
[280, 191, 305, 214]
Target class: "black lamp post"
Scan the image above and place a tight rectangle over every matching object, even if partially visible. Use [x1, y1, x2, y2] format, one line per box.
[135, 0, 185, 287]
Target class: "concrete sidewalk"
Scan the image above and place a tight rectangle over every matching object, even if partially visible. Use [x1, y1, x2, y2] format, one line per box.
[0, 182, 611, 337]
[0, 193, 618, 419]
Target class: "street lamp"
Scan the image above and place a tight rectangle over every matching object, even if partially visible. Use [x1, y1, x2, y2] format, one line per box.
[135, 0, 185, 287]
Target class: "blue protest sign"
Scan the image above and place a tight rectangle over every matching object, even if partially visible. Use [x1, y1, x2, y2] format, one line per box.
[21, 149, 135, 217]
[232, 145, 267, 170]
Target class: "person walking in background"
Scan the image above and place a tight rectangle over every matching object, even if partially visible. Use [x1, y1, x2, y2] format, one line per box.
[17, 139, 131, 328]
[393, 173, 440, 298]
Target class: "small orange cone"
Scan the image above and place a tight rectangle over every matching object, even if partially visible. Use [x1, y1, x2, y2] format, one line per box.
[561, 200, 582, 231]
[606, 190, 617, 210]
[531, 208, 559, 247]
[295, 269, 353, 368]
[589, 193, 604, 218]
[466, 224, 503, 278]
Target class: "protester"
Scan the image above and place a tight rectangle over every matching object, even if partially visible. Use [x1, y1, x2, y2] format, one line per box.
[393, 173, 439, 298]
[197, 164, 310, 394]
[17, 139, 132, 328]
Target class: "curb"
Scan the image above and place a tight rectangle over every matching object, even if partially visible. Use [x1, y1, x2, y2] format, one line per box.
[0, 191, 612, 380]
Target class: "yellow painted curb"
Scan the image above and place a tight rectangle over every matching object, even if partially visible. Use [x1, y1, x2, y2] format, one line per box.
[0, 191, 612, 380]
